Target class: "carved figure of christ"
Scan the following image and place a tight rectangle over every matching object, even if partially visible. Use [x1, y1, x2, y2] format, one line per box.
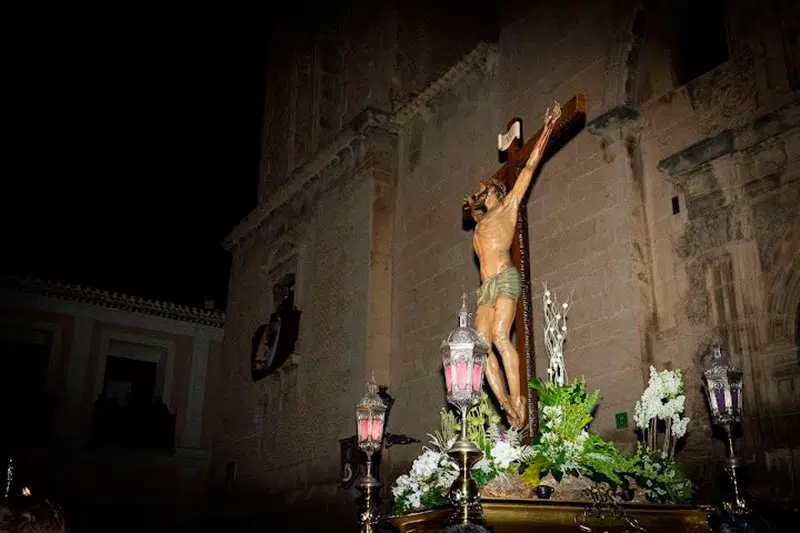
[465, 95, 587, 430]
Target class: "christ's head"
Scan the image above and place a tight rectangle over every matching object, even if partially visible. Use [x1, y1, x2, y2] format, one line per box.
[467, 178, 506, 220]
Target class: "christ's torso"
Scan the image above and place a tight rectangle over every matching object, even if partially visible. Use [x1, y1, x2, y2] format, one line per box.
[473, 203, 516, 280]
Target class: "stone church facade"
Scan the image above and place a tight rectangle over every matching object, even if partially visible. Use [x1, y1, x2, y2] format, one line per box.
[211, 0, 799, 527]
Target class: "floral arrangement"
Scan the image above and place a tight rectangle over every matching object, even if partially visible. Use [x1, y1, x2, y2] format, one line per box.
[631, 366, 694, 503]
[390, 289, 696, 514]
[521, 377, 632, 488]
[633, 366, 691, 457]
[391, 393, 513, 514]
[391, 447, 458, 512]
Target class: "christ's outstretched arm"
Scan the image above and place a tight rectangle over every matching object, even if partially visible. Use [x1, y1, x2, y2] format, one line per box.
[506, 103, 561, 208]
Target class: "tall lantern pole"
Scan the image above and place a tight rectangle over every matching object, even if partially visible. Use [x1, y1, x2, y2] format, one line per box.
[440, 294, 489, 525]
[356, 374, 387, 532]
[702, 344, 748, 514]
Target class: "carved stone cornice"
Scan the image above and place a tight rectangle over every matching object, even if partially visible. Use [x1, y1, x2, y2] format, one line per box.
[387, 41, 500, 131]
[1, 276, 226, 328]
[657, 98, 800, 183]
[587, 104, 640, 143]
[222, 41, 500, 252]
[222, 107, 389, 252]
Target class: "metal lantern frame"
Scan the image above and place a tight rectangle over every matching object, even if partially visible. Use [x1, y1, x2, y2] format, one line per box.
[702, 343, 748, 515]
[441, 296, 489, 418]
[355, 376, 387, 533]
[356, 377, 387, 455]
[703, 344, 744, 428]
[440, 295, 489, 525]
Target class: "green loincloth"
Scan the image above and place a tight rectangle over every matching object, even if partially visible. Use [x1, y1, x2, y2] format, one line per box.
[477, 267, 522, 307]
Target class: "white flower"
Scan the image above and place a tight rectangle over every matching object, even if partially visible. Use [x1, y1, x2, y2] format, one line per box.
[492, 440, 518, 469]
[407, 492, 421, 509]
[671, 416, 690, 438]
[473, 457, 492, 474]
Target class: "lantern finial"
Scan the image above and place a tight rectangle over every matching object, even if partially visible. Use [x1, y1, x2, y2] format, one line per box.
[367, 371, 379, 396]
[458, 293, 469, 328]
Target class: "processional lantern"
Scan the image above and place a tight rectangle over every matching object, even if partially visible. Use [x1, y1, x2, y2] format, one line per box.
[355, 374, 387, 533]
[702, 344, 743, 427]
[702, 343, 748, 514]
[440, 294, 488, 525]
[441, 294, 488, 412]
[357, 376, 387, 454]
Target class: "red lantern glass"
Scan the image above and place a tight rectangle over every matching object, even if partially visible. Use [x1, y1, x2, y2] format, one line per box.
[356, 376, 387, 454]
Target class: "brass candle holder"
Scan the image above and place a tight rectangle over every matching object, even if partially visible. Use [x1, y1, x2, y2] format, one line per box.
[440, 295, 489, 525]
[446, 427, 484, 524]
[356, 459, 381, 533]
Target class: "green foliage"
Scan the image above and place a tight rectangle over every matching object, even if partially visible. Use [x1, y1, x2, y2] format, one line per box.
[420, 489, 449, 511]
[434, 392, 502, 450]
[579, 434, 633, 487]
[527, 376, 632, 489]
[471, 465, 495, 487]
[629, 443, 694, 504]
[427, 409, 458, 452]
[520, 462, 542, 486]
[530, 376, 597, 437]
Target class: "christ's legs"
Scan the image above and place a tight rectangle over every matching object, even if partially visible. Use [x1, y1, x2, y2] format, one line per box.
[492, 296, 525, 428]
[476, 304, 518, 425]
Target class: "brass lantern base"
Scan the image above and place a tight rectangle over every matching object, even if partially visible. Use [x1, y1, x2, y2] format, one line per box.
[447, 435, 484, 525]
[357, 474, 382, 533]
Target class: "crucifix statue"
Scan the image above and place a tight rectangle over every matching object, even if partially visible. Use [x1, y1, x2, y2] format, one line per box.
[464, 95, 587, 431]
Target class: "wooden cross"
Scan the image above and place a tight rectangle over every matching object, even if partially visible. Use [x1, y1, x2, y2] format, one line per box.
[483, 94, 587, 436]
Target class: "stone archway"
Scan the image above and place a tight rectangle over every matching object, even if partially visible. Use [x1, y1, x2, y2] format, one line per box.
[758, 217, 800, 498]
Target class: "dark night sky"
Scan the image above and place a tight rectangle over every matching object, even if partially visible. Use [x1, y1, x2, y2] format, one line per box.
[3, 5, 274, 309]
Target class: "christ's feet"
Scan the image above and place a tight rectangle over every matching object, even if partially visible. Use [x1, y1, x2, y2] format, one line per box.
[512, 395, 528, 429]
[501, 399, 523, 429]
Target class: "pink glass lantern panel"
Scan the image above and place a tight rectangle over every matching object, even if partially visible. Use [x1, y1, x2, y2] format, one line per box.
[358, 419, 369, 442]
[369, 417, 383, 441]
[445, 364, 453, 392]
[456, 360, 468, 391]
[471, 363, 481, 392]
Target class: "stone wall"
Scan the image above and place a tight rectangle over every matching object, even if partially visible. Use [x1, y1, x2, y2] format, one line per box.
[257, 2, 497, 202]
[215, 106, 401, 528]
[387, 44, 502, 477]
[215, 0, 800, 525]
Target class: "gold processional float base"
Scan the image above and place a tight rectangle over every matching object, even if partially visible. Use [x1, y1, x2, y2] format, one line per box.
[386, 499, 713, 533]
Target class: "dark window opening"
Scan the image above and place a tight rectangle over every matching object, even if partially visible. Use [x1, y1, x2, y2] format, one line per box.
[672, 0, 730, 86]
[102, 356, 157, 407]
[274, 273, 296, 308]
[92, 354, 175, 450]
[672, 196, 681, 214]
